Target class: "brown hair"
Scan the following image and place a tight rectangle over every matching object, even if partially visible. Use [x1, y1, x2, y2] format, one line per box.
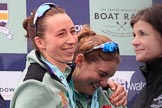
[23, 5, 65, 49]
[131, 4, 162, 37]
[73, 25, 120, 64]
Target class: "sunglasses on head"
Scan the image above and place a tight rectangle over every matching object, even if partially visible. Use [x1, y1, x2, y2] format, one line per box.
[33, 2, 58, 36]
[86, 41, 119, 54]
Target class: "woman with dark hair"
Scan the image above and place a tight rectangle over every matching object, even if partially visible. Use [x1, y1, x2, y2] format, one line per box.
[131, 4, 162, 108]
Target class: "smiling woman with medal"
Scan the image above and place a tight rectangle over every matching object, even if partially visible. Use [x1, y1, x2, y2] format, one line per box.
[72, 26, 127, 108]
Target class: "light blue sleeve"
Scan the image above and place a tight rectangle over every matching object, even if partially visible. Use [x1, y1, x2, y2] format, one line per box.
[10, 80, 60, 108]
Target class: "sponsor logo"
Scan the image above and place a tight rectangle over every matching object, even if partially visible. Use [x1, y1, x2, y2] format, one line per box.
[150, 94, 162, 108]
[75, 24, 83, 32]
[110, 71, 146, 92]
[0, 3, 13, 40]
[0, 71, 22, 100]
[59, 91, 68, 108]
[93, 9, 136, 37]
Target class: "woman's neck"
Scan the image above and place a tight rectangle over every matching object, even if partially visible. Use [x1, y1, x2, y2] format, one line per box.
[72, 67, 80, 91]
[42, 54, 67, 72]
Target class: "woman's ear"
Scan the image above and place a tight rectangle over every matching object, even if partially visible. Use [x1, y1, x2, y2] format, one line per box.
[34, 37, 46, 49]
[75, 54, 85, 65]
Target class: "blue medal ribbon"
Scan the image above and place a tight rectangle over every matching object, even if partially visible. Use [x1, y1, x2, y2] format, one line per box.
[91, 89, 99, 108]
[41, 56, 75, 108]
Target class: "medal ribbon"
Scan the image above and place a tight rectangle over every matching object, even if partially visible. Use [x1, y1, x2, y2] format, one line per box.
[91, 89, 99, 108]
[41, 56, 75, 108]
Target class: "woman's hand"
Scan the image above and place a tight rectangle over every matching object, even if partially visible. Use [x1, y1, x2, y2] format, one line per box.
[107, 80, 127, 107]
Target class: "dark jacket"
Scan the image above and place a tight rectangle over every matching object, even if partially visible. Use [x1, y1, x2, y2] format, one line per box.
[132, 58, 162, 108]
[0, 94, 6, 108]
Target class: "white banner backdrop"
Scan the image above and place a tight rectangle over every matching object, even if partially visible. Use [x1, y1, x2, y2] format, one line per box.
[0, 71, 22, 100]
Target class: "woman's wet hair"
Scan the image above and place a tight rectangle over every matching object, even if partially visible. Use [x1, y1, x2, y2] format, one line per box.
[73, 25, 120, 64]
